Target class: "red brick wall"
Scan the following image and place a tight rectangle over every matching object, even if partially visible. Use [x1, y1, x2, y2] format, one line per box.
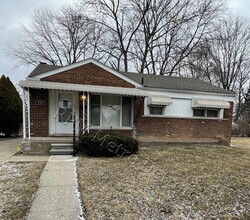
[133, 97, 233, 144]
[42, 63, 135, 88]
[30, 89, 49, 137]
[29, 87, 233, 144]
[88, 130, 133, 137]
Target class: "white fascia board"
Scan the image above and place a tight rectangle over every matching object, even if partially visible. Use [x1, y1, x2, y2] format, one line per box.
[26, 77, 40, 81]
[141, 87, 235, 99]
[18, 80, 147, 97]
[32, 58, 143, 88]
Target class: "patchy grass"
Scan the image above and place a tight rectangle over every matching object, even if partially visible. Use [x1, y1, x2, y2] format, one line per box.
[0, 162, 46, 219]
[231, 137, 250, 149]
[77, 137, 250, 219]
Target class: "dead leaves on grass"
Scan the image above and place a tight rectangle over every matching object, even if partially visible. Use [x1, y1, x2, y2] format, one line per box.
[77, 141, 250, 219]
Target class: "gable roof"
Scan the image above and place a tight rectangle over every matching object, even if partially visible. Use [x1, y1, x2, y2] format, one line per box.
[28, 63, 61, 77]
[120, 72, 235, 95]
[27, 58, 235, 95]
[27, 58, 142, 88]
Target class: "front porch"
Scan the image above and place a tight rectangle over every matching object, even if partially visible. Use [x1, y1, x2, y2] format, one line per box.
[20, 82, 145, 154]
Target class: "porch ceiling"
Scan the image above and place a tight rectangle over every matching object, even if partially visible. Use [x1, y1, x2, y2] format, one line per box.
[19, 80, 147, 97]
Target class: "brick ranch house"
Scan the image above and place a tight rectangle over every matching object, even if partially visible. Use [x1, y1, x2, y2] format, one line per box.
[19, 58, 235, 154]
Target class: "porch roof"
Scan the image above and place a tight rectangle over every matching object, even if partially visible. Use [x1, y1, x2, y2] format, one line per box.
[19, 80, 147, 97]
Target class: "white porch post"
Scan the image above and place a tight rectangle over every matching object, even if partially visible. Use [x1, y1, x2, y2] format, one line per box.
[27, 88, 31, 139]
[22, 88, 26, 139]
[87, 92, 90, 133]
[82, 92, 85, 134]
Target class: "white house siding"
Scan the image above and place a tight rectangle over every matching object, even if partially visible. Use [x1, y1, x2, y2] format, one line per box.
[143, 89, 235, 119]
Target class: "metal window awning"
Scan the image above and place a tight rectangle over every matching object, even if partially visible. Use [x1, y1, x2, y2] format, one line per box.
[147, 95, 172, 106]
[19, 80, 147, 97]
[192, 98, 230, 109]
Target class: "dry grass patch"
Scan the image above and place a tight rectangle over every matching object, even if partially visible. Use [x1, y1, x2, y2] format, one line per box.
[231, 137, 250, 149]
[0, 162, 46, 219]
[77, 138, 250, 219]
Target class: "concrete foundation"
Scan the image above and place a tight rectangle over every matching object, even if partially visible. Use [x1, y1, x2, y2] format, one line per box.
[21, 137, 75, 155]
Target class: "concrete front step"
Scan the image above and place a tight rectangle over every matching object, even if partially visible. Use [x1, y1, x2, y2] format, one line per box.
[51, 143, 73, 148]
[50, 143, 74, 155]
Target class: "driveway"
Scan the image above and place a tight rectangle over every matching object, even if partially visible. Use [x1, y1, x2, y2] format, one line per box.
[0, 138, 22, 165]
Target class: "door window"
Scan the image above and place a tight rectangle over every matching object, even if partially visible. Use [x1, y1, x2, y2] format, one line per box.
[58, 93, 73, 123]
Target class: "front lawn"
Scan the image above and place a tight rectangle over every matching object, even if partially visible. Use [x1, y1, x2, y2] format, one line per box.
[0, 162, 46, 219]
[77, 137, 250, 219]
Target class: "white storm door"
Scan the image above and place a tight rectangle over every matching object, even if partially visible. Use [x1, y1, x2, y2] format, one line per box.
[55, 91, 76, 134]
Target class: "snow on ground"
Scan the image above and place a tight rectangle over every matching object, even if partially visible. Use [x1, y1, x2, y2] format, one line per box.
[0, 162, 45, 219]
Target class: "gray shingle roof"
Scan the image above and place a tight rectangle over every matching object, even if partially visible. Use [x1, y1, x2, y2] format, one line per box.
[27, 62, 235, 95]
[28, 63, 61, 77]
[120, 72, 235, 95]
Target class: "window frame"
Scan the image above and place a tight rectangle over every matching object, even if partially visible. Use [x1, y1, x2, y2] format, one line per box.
[149, 105, 165, 116]
[193, 108, 220, 118]
[207, 109, 219, 118]
[90, 94, 133, 129]
[193, 108, 205, 117]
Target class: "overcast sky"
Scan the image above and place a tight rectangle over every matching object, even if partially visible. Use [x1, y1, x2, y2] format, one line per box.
[0, 0, 250, 85]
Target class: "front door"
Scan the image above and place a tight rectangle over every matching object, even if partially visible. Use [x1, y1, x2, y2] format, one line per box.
[55, 91, 77, 134]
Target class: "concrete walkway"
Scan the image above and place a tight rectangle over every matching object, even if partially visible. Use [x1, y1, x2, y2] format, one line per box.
[0, 138, 21, 165]
[26, 156, 84, 220]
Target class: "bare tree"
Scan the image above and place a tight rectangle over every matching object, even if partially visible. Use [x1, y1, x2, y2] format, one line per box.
[83, 0, 150, 71]
[9, 0, 225, 73]
[80, 0, 224, 74]
[188, 15, 250, 120]
[8, 5, 101, 66]
[131, 0, 225, 75]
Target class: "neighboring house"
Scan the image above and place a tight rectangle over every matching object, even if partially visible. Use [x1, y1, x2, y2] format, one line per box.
[19, 58, 235, 154]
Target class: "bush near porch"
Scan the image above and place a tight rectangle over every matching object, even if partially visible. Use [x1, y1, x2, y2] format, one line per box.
[78, 133, 138, 157]
[77, 137, 250, 219]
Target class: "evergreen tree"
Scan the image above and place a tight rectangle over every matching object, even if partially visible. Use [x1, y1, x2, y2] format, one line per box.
[0, 75, 22, 136]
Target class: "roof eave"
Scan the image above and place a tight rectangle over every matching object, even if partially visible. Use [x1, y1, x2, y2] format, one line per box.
[18, 80, 147, 97]
[141, 86, 236, 97]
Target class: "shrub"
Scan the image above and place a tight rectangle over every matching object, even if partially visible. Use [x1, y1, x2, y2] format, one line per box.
[78, 133, 138, 157]
[0, 75, 22, 136]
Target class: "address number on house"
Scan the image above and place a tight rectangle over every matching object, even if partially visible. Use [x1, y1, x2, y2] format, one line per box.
[35, 100, 46, 106]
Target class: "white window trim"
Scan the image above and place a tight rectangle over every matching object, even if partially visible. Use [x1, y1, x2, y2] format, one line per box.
[90, 94, 133, 129]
